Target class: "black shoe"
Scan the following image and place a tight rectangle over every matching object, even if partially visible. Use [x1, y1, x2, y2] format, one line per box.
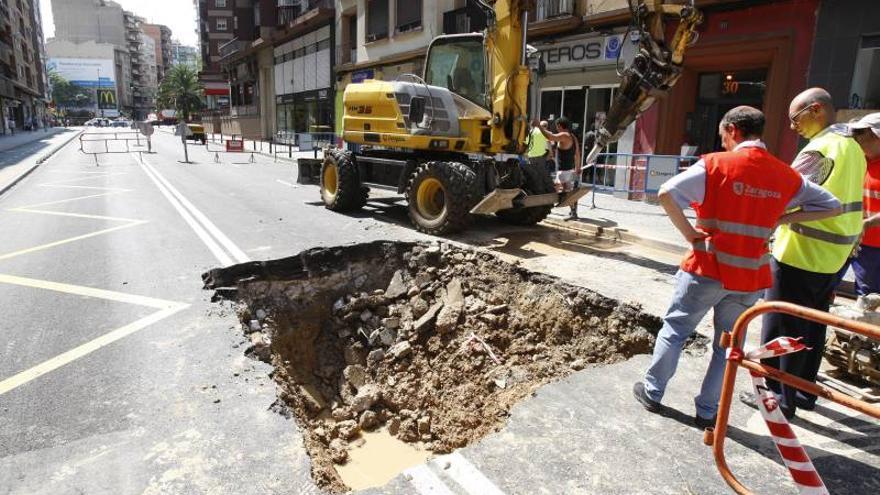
[694, 414, 717, 429]
[739, 391, 796, 419]
[633, 382, 661, 413]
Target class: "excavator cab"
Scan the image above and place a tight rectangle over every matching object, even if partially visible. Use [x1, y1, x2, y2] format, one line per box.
[424, 34, 489, 111]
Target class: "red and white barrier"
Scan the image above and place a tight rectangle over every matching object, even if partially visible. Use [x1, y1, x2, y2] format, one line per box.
[743, 338, 829, 495]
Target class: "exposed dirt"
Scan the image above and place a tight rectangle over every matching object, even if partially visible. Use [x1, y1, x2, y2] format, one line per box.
[204, 241, 668, 492]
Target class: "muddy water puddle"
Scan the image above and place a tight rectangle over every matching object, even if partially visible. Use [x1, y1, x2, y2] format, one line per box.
[203, 240, 668, 492]
[334, 427, 430, 490]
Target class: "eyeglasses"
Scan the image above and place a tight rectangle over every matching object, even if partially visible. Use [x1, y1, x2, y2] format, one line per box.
[789, 104, 814, 124]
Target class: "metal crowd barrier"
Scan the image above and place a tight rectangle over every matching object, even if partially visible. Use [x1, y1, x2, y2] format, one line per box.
[705, 301, 880, 494]
[272, 132, 335, 162]
[204, 134, 257, 163]
[79, 131, 151, 165]
[586, 152, 699, 207]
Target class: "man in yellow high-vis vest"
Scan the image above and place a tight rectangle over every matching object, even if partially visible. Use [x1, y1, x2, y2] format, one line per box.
[742, 88, 867, 419]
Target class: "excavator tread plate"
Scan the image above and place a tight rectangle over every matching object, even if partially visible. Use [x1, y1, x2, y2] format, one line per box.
[556, 185, 592, 208]
[470, 188, 523, 215]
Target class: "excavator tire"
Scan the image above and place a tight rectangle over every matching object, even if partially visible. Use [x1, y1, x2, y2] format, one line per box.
[496, 161, 555, 226]
[320, 149, 367, 211]
[405, 161, 477, 235]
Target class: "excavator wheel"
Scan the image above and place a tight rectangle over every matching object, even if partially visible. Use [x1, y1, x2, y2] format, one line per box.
[320, 149, 367, 211]
[405, 161, 477, 235]
[496, 160, 555, 226]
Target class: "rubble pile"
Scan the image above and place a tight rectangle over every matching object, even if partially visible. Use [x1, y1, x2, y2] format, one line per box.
[223, 241, 662, 491]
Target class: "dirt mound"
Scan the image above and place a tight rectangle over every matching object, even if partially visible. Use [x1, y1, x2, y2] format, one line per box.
[204, 241, 664, 492]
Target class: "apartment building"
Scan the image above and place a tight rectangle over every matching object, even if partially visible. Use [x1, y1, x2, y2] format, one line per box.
[171, 41, 200, 67]
[1, 0, 49, 134]
[196, 0, 235, 110]
[142, 23, 173, 82]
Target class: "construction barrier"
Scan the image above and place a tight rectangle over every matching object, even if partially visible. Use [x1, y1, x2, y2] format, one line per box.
[586, 153, 698, 207]
[205, 134, 256, 163]
[79, 131, 151, 165]
[705, 301, 880, 494]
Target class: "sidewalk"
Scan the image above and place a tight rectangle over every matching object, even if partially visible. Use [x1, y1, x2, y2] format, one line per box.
[0, 127, 70, 153]
[0, 127, 82, 197]
[548, 191, 692, 254]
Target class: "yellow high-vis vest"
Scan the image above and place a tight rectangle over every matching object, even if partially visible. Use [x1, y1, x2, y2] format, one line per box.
[527, 127, 548, 158]
[773, 129, 867, 273]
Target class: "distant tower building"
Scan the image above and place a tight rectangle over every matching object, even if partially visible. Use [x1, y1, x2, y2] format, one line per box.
[142, 24, 173, 82]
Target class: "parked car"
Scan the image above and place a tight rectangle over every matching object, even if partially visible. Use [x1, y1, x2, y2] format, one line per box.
[111, 119, 131, 128]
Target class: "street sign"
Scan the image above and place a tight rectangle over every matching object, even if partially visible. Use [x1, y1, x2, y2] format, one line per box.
[175, 122, 192, 138]
[139, 122, 154, 137]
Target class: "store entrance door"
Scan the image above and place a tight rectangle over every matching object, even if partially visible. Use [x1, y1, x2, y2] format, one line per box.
[689, 69, 767, 155]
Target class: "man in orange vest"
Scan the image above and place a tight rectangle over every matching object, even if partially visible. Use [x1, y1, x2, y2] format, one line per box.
[632, 106, 842, 428]
[847, 113, 880, 295]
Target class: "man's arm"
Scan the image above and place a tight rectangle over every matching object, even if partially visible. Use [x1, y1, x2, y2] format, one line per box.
[659, 190, 706, 243]
[778, 179, 842, 225]
[658, 163, 707, 244]
[792, 150, 834, 185]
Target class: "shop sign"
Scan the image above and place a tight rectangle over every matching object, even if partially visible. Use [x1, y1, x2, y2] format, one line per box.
[351, 69, 375, 84]
[536, 34, 632, 71]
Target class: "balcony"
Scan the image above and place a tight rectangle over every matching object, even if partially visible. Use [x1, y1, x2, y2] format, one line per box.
[277, 0, 332, 27]
[528, 0, 580, 37]
[219, 38, 244, 60]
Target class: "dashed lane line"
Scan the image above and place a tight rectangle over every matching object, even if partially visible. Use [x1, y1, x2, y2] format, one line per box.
[137, 154, 250, 265]
[0, 273, 188, 396]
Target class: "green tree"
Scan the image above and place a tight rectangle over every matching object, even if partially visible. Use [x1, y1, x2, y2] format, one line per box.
[49, 70, 94, 109]
[157, 64, 203, 121]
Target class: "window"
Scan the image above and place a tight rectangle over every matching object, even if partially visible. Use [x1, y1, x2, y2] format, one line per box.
[216, 18, 227, 31]
[425, 38, 487, 108]
[396, 0, 422, 33]
[216, 0, 227, 7]
[366, 0, 389, 42]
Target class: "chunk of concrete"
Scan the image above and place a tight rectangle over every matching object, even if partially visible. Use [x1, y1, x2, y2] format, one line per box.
[385, 270, 408, 299]
[350, 384, 381, 413]
[413, 301, 444, 333]
[436, 278, 464, 333]
[389, 341, 413, 360]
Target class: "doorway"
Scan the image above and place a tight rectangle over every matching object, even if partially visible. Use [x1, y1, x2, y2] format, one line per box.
[688, 68, 768, 154]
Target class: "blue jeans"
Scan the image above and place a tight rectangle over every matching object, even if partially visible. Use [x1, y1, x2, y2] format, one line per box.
[644, 270, 760, 419]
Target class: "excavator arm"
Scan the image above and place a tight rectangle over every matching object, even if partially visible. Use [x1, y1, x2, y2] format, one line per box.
[585, 0, 703, 165]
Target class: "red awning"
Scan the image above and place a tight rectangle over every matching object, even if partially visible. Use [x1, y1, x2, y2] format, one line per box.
[204, 88, 230, 96]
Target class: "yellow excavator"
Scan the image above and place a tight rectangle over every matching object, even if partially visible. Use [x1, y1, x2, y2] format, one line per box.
[319, 0, 702, 235]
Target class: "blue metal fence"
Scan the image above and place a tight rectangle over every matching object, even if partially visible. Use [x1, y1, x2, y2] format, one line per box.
[586, 153, 699, 207]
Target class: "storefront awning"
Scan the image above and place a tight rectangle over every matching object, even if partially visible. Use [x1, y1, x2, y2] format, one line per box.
[204, 87, 230, 96]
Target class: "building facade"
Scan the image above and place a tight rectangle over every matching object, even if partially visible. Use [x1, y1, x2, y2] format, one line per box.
[142, 23, 173, 82]
[807, 0, 880, 119]
[196, 0, 234, 111]
[171, 41, 200, 67]
[47, 39, 128, 119]
[1, 0, 50, 134]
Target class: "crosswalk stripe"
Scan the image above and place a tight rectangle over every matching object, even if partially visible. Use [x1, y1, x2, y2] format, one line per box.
[404, 464, 457, 495]
[433, 452, 506, 495]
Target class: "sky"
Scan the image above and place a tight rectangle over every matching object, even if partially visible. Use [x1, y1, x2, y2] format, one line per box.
[39, 0, 199, 47]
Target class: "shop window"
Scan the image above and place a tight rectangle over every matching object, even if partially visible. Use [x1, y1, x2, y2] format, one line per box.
[216, 18, 227, 31]
[396, 0, 422, 34]
[366, 0, 389, 42]
[850, 35, 880, 109]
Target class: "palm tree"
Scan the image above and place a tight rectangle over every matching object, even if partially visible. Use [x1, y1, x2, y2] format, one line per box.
[157, 65, 203, 121]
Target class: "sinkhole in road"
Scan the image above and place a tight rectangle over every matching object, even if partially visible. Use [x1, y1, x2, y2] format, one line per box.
[203, 241, 668, 492]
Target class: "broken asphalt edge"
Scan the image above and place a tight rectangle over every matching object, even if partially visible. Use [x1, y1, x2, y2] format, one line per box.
[542, 216, 688, 257]
[0, 129, 85, 198]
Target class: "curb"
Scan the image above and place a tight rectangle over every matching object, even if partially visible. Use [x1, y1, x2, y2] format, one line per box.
[542, 216, 688, 257]
[0, 129, 84, 197]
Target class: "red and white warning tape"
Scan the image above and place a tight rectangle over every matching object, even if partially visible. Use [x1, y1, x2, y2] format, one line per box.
[740, 337, 829, 495]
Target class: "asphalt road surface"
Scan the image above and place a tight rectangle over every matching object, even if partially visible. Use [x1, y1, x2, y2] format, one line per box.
[0, 128, 877, 494]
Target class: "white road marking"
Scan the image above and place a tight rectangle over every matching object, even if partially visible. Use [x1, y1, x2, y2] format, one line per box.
[0, 221, 147, 262]
[19, 191, 128, 209]
[138, 154, 250, 264]
[276, 179, 299, 188]
[404, 464, 457, 495]
[0, 274, 188, 396]
[135, 155, 234, 266]
[431, 452, 507, 495]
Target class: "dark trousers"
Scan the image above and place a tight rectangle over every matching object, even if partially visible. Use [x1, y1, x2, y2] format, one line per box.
[761, 258, 839, 415]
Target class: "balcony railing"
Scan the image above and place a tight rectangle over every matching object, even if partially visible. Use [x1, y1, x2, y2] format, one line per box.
[219, 38, 244, 59]
[532, 0, 575, 22]
[277, 0, 332, 26]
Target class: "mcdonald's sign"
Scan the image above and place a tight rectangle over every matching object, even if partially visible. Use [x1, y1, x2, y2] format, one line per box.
[97, 89, 117, 110]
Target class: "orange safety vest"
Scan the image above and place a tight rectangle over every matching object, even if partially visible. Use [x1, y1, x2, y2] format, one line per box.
[863, 157, 880, 248]
[681, 147, 803, 292]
